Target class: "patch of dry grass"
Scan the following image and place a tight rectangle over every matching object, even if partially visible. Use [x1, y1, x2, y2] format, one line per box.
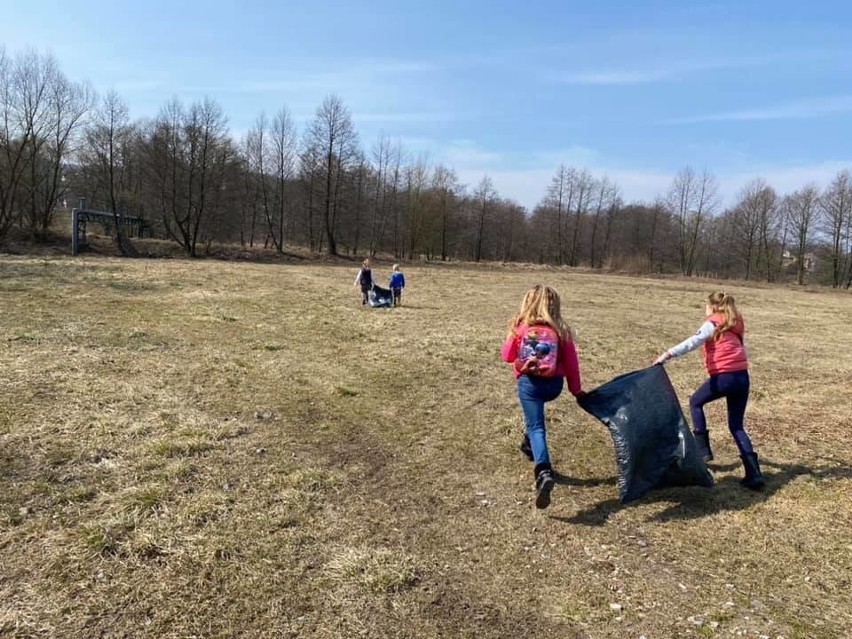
[1, 254, 851, 638]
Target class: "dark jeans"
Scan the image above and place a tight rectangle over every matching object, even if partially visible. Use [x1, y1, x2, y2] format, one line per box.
[689, 370, 754, 455]
[392, 287, 402, 305]
[360, 284, 371, 304]
[517, 375, 564, 466]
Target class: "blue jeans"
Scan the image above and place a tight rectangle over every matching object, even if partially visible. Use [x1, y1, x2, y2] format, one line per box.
[517, 375, 564, 467]
[689, 370, 754, 455]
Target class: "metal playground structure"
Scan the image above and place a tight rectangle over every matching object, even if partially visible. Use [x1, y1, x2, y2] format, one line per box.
[71, 199, 150, 255]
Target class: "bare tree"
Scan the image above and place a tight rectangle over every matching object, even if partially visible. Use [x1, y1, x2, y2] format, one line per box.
[246, 109, 297, 252]
[820, 171, 852, 288]
[141, 97, 232, 256]
[645, 199, 667, 272]
[731, 179, 777, 280]
[429, 164, 458, 261]
[599, 192, 623, 270]
[0, 49, 55, 243]
[245, 113, 272, 247]
[754, 184, 783, 282]
[304, 95, 358, 256]
[543, 165, 575, 263]
[269, 107, 297, 251]
[404, 156, 429, 259]
[29, 68, 92, 239]
[238, 132, 261, 247]
[667, 167, 719, 276]
[472, 175, 496, 262]
[589, 177, 619, 268]
[367, 135, 403, 256]
[347, 151, 370, 255]
[784, 185, 821, 285]
[492, 198, 527, 262]
[568, 169, 593, 267]
[298, 140, 322, 251]
[82, 90, 139, 255]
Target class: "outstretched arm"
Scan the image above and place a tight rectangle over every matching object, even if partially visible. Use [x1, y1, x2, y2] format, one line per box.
[655, 321, 715, 364]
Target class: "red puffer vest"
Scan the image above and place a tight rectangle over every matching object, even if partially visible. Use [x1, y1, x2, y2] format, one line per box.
[702, 312, 749, 375]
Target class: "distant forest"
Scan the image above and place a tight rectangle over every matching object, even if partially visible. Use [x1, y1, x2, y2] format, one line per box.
[2, 48, 851, 288]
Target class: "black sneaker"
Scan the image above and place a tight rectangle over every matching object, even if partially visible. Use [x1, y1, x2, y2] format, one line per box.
[535, 470, 555, 509]
[519, 436, 533, 462]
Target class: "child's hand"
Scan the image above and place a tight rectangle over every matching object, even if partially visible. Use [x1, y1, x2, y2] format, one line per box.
[575, 390, 587, 400]
[653, 352, 671, 365]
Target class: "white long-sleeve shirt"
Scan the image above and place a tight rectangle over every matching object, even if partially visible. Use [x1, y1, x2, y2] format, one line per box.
[667, 321, 715, 358]
[667, 320, 749, 361]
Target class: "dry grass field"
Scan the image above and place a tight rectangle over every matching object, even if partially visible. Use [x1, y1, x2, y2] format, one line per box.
[1, 254, 851, 639]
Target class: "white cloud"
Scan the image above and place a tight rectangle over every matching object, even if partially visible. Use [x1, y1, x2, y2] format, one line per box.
[417, 139, 673, 208]
[113, 79, 164, 92]
[722, 161, 852, 199]
[402, 138, 852, 211]
[442, 140, 505, 169]
[452, 165, 674, 210]
[557, 69, 674, 85]
[552, 54, 787, 86]
[350, 111, 456, 124]
[667, 95, 852, 123]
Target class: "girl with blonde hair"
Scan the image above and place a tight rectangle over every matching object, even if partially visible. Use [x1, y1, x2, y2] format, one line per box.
[501, 284, 585, 509]
[654, 292, 764, 489]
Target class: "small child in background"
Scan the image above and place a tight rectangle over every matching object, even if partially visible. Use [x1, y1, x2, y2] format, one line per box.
[501, 284, 585, 509]
[654, 291, 764, 490]
[389, 264, 406, 306]
[353, 258, 374, 305]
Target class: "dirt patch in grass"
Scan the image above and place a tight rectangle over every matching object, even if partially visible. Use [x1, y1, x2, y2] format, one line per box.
[1, 254, 851, 638]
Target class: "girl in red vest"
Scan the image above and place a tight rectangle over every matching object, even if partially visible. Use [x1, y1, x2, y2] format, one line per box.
[501, 285, 585, 509]
[654, 292, 764, 489]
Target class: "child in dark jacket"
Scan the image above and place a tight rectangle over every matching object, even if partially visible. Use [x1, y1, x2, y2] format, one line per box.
[353, 258, 374, 305]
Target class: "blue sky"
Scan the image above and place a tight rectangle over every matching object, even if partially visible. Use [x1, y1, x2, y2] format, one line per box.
[3, 0, 852, 209]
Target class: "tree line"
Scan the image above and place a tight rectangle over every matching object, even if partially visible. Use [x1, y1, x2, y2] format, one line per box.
[2, 47, 851, 288]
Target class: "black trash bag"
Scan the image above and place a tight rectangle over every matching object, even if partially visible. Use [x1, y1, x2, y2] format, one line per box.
[577, 365, 713, 503]
[369, 285, 394, 308]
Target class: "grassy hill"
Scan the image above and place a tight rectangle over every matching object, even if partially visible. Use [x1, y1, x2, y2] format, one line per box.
[1, 255, 850, 638]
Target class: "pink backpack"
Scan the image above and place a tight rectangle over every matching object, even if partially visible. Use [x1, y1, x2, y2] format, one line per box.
[514, 325, 560, 378]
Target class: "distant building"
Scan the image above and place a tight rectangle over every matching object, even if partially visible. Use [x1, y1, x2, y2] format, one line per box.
[781, 250, 817, 272]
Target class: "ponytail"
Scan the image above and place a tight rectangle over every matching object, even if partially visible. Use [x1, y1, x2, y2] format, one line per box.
[707, 292, 739, 340]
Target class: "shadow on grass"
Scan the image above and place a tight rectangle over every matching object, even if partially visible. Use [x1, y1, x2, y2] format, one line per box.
[550, 459, 852, 527]
[552, 470, 617, 488]
[392, 304, 439, 310]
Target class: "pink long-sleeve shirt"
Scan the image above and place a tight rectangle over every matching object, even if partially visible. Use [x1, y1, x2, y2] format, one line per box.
[501, 324, 583, 396]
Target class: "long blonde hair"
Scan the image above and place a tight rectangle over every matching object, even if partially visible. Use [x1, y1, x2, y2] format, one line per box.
[707, 291, 740, 340]
[509, 284, 573, 340]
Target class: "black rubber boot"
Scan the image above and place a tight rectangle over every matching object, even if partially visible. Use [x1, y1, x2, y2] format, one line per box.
[519, 435, 533, 462]
[693, 430, 714, 462]
[740, 452, 765, 490]
[534, 463, 555, 509]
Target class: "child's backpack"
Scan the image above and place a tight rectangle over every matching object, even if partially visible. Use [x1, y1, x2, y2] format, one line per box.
[514, 325, 560, 378]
